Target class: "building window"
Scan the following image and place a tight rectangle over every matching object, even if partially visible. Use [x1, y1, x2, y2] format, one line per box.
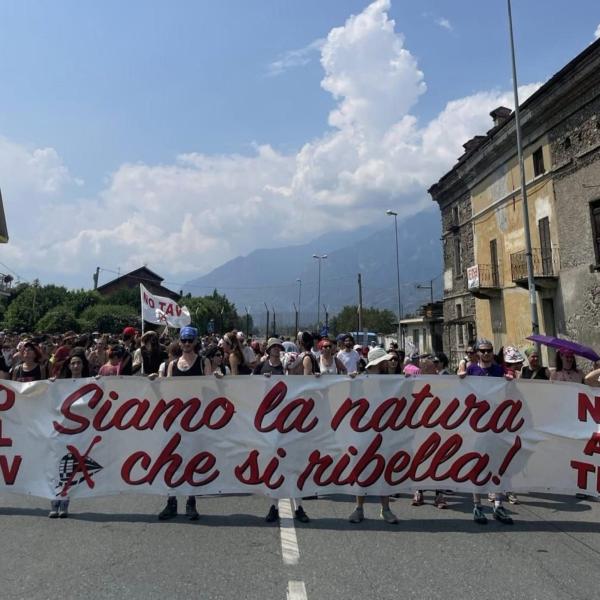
[564, 136, 571, 150]
[452, 206, 459, 226]
[453, 236, 462, 276]
[413, 329, 420, 349]
[456, 303, 464, 347]
[591, 200, 600, 266]
[532, 147, 545, 176]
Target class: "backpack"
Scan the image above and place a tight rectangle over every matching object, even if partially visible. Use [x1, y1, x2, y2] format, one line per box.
[287, 351, 320, 375]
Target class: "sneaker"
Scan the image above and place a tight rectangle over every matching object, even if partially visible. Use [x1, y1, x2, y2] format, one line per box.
[158, 498, 178, 520]
[48, 500, 60, 519]
[185, 497, 199, 521]
[487, 493, 496, 503]
[412, 491, 424, 506]
[265, 504, 279, 522]
[507, 492, 519, 505]
[433, 492, 447, 509]
[58, 499, 69, 518]
[294, 506, 310, 523]
[493, 505, 513, 525]
[348, 506, 364, 523]
[473, 505, 488, 524]
[380, 508, 398, 524]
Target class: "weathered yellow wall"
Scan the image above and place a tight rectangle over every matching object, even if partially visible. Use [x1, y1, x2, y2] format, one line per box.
[469, 137, 558, 350]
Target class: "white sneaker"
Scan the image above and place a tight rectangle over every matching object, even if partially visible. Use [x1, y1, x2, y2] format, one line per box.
[380, 508, 398, 524]
[348, 506, 364, 523]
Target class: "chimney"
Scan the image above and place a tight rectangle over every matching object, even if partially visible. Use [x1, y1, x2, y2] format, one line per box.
[490, 106, 512, 127]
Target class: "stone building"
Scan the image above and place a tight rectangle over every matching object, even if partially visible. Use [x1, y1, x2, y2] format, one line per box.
[547, 43, 600, 352]
[427, 154, 477, 366]
[429, 38, 600, 365]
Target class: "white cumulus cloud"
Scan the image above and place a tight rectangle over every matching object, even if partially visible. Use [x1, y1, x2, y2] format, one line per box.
[0, 0, 543, 287]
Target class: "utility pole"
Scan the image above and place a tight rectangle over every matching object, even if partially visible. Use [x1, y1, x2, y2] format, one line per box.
[357, 273, 366, 347]
[323, 304, 328, 333]
[92, 267, 100, 290]
[272, 305, 277, 336]
[264, 302, 270, 339]
[244, 306, 250, 338]
[296, 278, 302, 330]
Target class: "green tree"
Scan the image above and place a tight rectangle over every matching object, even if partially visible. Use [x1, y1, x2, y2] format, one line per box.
[101, 287, 140, 310]
[64, 289, 101, 317]
[78, 304, 140, 334]
[3, 282, 68, 331]
[331, 305, 396, 336]
[36, 307, 80, 333]
[183, 290, 243, 335]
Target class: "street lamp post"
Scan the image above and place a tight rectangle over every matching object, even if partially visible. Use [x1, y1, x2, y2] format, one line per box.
[416, 279, 434, 306]
[386, 210, 403, 347]
[507, 0, 540, 347]
[312, 254, 327, 331]
[293, 302, 298, 336]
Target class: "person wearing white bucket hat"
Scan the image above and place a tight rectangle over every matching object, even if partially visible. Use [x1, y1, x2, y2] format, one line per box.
[348, 346, 399, 525]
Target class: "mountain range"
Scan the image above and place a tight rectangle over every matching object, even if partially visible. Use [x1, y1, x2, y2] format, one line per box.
[183, 208, 443, 329]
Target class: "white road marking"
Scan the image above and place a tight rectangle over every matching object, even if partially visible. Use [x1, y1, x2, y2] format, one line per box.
[278, 498, 300, 565]
[287, 580, 308, 600]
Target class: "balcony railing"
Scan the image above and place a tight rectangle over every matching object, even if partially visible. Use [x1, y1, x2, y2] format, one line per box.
[467, 263, 503, 291]
[510, 247, 560, 283]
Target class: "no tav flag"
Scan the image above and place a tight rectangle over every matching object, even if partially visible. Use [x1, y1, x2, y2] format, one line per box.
[140, 284, 191, 329]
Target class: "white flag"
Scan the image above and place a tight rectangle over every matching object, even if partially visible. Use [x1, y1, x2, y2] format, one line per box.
[140, 284, 191, 329]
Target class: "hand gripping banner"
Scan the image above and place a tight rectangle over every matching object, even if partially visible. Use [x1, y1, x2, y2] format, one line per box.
[0, 375, 599, 500]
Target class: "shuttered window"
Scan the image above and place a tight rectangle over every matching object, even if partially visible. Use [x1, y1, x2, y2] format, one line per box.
[592, 200, 600, 266]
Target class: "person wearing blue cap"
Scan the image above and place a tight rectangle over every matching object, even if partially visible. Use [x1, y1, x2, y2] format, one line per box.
[158, 325, 203, 521]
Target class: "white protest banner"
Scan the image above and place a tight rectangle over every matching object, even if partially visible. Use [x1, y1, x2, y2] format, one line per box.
[140, 283, 191, 328]
[0, 376, 599, 500]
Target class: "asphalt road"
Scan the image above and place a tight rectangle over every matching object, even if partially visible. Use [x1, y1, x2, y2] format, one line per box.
[1, 491, 599, 600]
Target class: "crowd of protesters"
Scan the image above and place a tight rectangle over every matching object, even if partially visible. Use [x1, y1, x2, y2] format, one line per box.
[1, 326, 599, 524]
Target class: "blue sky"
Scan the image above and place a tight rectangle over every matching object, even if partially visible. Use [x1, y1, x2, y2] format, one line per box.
[0, 0, 599, 288]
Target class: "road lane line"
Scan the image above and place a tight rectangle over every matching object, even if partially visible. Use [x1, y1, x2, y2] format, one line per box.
[287, 580, 308, 600]
[278, 498, 300, 565]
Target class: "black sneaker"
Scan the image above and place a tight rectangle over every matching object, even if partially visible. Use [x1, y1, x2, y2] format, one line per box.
[158, 498, 178, 520]
[265, 504, 279, 522]
[294, 506, 310, 523]
[185, 497, 200, 521]
[473, 505, 488, 525]
[493, 505, 514, 525]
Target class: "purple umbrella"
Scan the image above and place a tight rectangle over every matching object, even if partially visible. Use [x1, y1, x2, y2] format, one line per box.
[526, 334, 600, 362]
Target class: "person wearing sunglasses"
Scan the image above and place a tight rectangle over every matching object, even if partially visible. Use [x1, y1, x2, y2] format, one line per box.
[457, 343, 478, 376]
[459, 339, 513, 525]
[205, 344, 228, 376]
[317, 338, 347, 375]
[159, 326, 204, 521]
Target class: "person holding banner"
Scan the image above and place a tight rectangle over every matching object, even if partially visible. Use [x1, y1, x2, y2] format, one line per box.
[222, 331, 252, 375]
[159, 326, 203, 521]
[348, 347, 400, 525]
[12, 340, 48, 382]
[132, 330, 165, 377]
[265, 331, 316, 524]
[459, 339, 514, 525]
